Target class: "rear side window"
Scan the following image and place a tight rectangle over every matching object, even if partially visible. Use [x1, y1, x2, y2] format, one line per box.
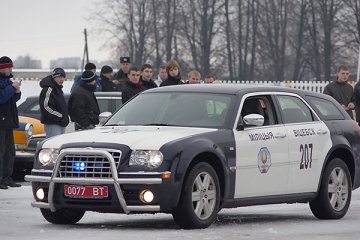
[307, 96, 345, 120]
[276, 95, 315, 124]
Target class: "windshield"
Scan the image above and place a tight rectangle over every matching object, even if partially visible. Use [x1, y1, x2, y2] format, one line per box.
[105, 92, 233, 128]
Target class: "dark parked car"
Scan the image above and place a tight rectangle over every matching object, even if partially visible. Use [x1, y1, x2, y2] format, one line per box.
[25, 84, 360, 229]
[18, 92, 123, 120]
[14, 92, 122, 173]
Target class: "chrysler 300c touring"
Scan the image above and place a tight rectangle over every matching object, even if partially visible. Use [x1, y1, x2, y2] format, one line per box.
[25, 84, 360, 229]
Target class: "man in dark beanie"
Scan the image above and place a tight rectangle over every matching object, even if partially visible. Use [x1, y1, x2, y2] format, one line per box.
[0, 56, 21, 189]
[100, 65, 117, 92]
[39, 68, 69, 138]
[71, 62, 102, 92]
[68, 70, 100, 130]
[122, 66, 146, 104]
[113, 56, 131, 91]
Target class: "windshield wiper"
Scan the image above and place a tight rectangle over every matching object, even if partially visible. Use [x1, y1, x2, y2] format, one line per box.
[143, 123, 176, 126]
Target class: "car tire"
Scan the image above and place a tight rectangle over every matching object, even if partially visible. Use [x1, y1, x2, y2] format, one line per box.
[309, 158, 352, 219]
[172, 162, 220, 229]
[40, 208, 85, 224]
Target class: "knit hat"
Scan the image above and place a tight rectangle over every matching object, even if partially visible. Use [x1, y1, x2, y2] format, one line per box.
[52, 68, 66, 78]
[81, 70, 96, 82]
[120, 57, 130, 63]
[0, 56, 13, 69]
[85, 62, 96, 71]
[101, 65, 113, 74]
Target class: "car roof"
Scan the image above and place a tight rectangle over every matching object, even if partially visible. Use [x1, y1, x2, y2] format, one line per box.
[143, 84, 325, 98]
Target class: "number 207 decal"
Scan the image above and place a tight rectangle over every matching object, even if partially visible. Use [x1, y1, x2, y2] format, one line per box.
[300, 143, 313, 169]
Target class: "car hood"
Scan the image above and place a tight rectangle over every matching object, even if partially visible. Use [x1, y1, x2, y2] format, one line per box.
[42, 126, 217, 150]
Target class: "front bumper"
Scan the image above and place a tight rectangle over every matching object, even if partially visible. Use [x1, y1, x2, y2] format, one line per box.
[25, 148, 171, 214]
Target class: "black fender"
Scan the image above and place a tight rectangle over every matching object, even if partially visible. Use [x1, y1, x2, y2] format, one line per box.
[318, 134, 355, 192]
[159, 129, 236, 207]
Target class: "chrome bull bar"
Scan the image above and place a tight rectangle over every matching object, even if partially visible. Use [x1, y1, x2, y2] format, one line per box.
[25, 148, 165, 213]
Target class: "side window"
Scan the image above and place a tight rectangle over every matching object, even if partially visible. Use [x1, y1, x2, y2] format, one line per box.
[241, 95, 277, 126]
[307, 96, 345, 120]
[276, 95, 314, 124]
[26, 102, 41, 114]
[97, 99, 109, 113]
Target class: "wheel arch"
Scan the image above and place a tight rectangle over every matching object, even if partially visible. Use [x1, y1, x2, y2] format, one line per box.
[322, 145, 355, 189]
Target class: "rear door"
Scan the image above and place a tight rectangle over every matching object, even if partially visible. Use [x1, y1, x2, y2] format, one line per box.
[275, 94, 332, 193]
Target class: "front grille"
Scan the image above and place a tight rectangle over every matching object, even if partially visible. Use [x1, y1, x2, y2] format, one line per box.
[58, 150, 121, 178]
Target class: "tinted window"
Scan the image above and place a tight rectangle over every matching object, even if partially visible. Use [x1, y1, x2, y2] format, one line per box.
[276, 95, 315, 124]
[27, 102, 41, 114]
[307, 96, 345, 120]
[241, 95, 278, 126]
[97, 99, 109, 113]
[106, 92, 233, 128]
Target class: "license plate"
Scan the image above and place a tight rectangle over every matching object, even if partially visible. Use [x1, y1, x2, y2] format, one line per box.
[64, 185, 108, 199]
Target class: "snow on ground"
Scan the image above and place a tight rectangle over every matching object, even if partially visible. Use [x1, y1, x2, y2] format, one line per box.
[1, 184, 360, 240]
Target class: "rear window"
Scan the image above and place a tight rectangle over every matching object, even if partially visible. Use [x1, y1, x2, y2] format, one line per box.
[307, 96, 345, 120]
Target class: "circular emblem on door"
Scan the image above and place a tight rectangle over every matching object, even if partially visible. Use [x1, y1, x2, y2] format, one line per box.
[257, 147, 271, 173]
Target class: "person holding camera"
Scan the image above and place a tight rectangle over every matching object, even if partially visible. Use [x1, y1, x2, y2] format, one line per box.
[0, 56, 21, 189]
[68, 70, 100, 130]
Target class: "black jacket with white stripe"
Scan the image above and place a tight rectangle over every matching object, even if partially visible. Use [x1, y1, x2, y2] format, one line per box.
[39, 75, 69, 127]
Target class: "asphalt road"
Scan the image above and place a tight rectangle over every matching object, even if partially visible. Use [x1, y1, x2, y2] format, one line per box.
[1, 183, 360, 240]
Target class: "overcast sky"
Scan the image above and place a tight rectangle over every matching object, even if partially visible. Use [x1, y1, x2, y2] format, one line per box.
[1, 0, 108, 68]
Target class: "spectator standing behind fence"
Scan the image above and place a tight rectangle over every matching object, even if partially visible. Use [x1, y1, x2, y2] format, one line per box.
[68, 70, 100, 130]
[186, 70, 201, 84]
[204, 74, 215, 84]
[122, 66, 146, 104]
[154, 64, 167, 86]
[39, 68, 69, 138]
[113, 57, 130, 91]
[323, 65, 355, 119]
[160, 60, 184, 87]
[71, 62, 102, 92]
[0, 56, 21, 189]
[100, 65, 117, 92]
[141, 64, 158, 89]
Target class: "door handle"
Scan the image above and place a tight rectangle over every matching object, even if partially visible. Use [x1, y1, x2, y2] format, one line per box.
[274, 133, 286, 139]
[317, 129, 328, 135]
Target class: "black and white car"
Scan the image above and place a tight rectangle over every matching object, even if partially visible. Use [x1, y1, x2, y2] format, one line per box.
[25, 84, 360, 229]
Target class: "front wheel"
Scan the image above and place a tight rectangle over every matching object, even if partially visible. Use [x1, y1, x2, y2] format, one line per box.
[172, 162, 220, 229]
[310, 158, 352, 219]
[40, 208, 85, 224]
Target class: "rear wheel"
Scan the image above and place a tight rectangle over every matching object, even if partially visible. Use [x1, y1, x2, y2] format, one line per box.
[172, 162, 220, 229]
[310, 158, 352, 219]
[40, 208, 85, 224]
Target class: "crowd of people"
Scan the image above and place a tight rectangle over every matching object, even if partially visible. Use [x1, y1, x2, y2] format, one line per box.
[0, 53, 359, 190]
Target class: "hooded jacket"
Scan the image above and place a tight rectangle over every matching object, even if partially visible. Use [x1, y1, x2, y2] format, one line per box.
[39, 75, 69, 127]
[0, 73, 21, 129]
[68, 81, 100, 129]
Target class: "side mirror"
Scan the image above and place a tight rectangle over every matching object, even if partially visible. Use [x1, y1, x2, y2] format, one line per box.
[236, 114, 264, 130]
[99, 112, 112, 125]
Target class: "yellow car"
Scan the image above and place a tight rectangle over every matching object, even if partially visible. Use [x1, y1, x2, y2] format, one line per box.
[14, 116, 45, 174]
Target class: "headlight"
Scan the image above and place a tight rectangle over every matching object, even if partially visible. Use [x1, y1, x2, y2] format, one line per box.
[38, 148, 59, 166]
[129, 150, 163, 169]
[25, 123, 33, 138]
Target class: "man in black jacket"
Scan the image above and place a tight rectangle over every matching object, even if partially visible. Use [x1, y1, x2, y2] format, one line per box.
[140, 64, 158, 89]
[122, 66, 146, 104]
[113, 56, 130, 91]
[100, 65, 117, 92]
[39, 68, 69, 138]
[68, 70, 100, 130]
[0, 56, 21, 189]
